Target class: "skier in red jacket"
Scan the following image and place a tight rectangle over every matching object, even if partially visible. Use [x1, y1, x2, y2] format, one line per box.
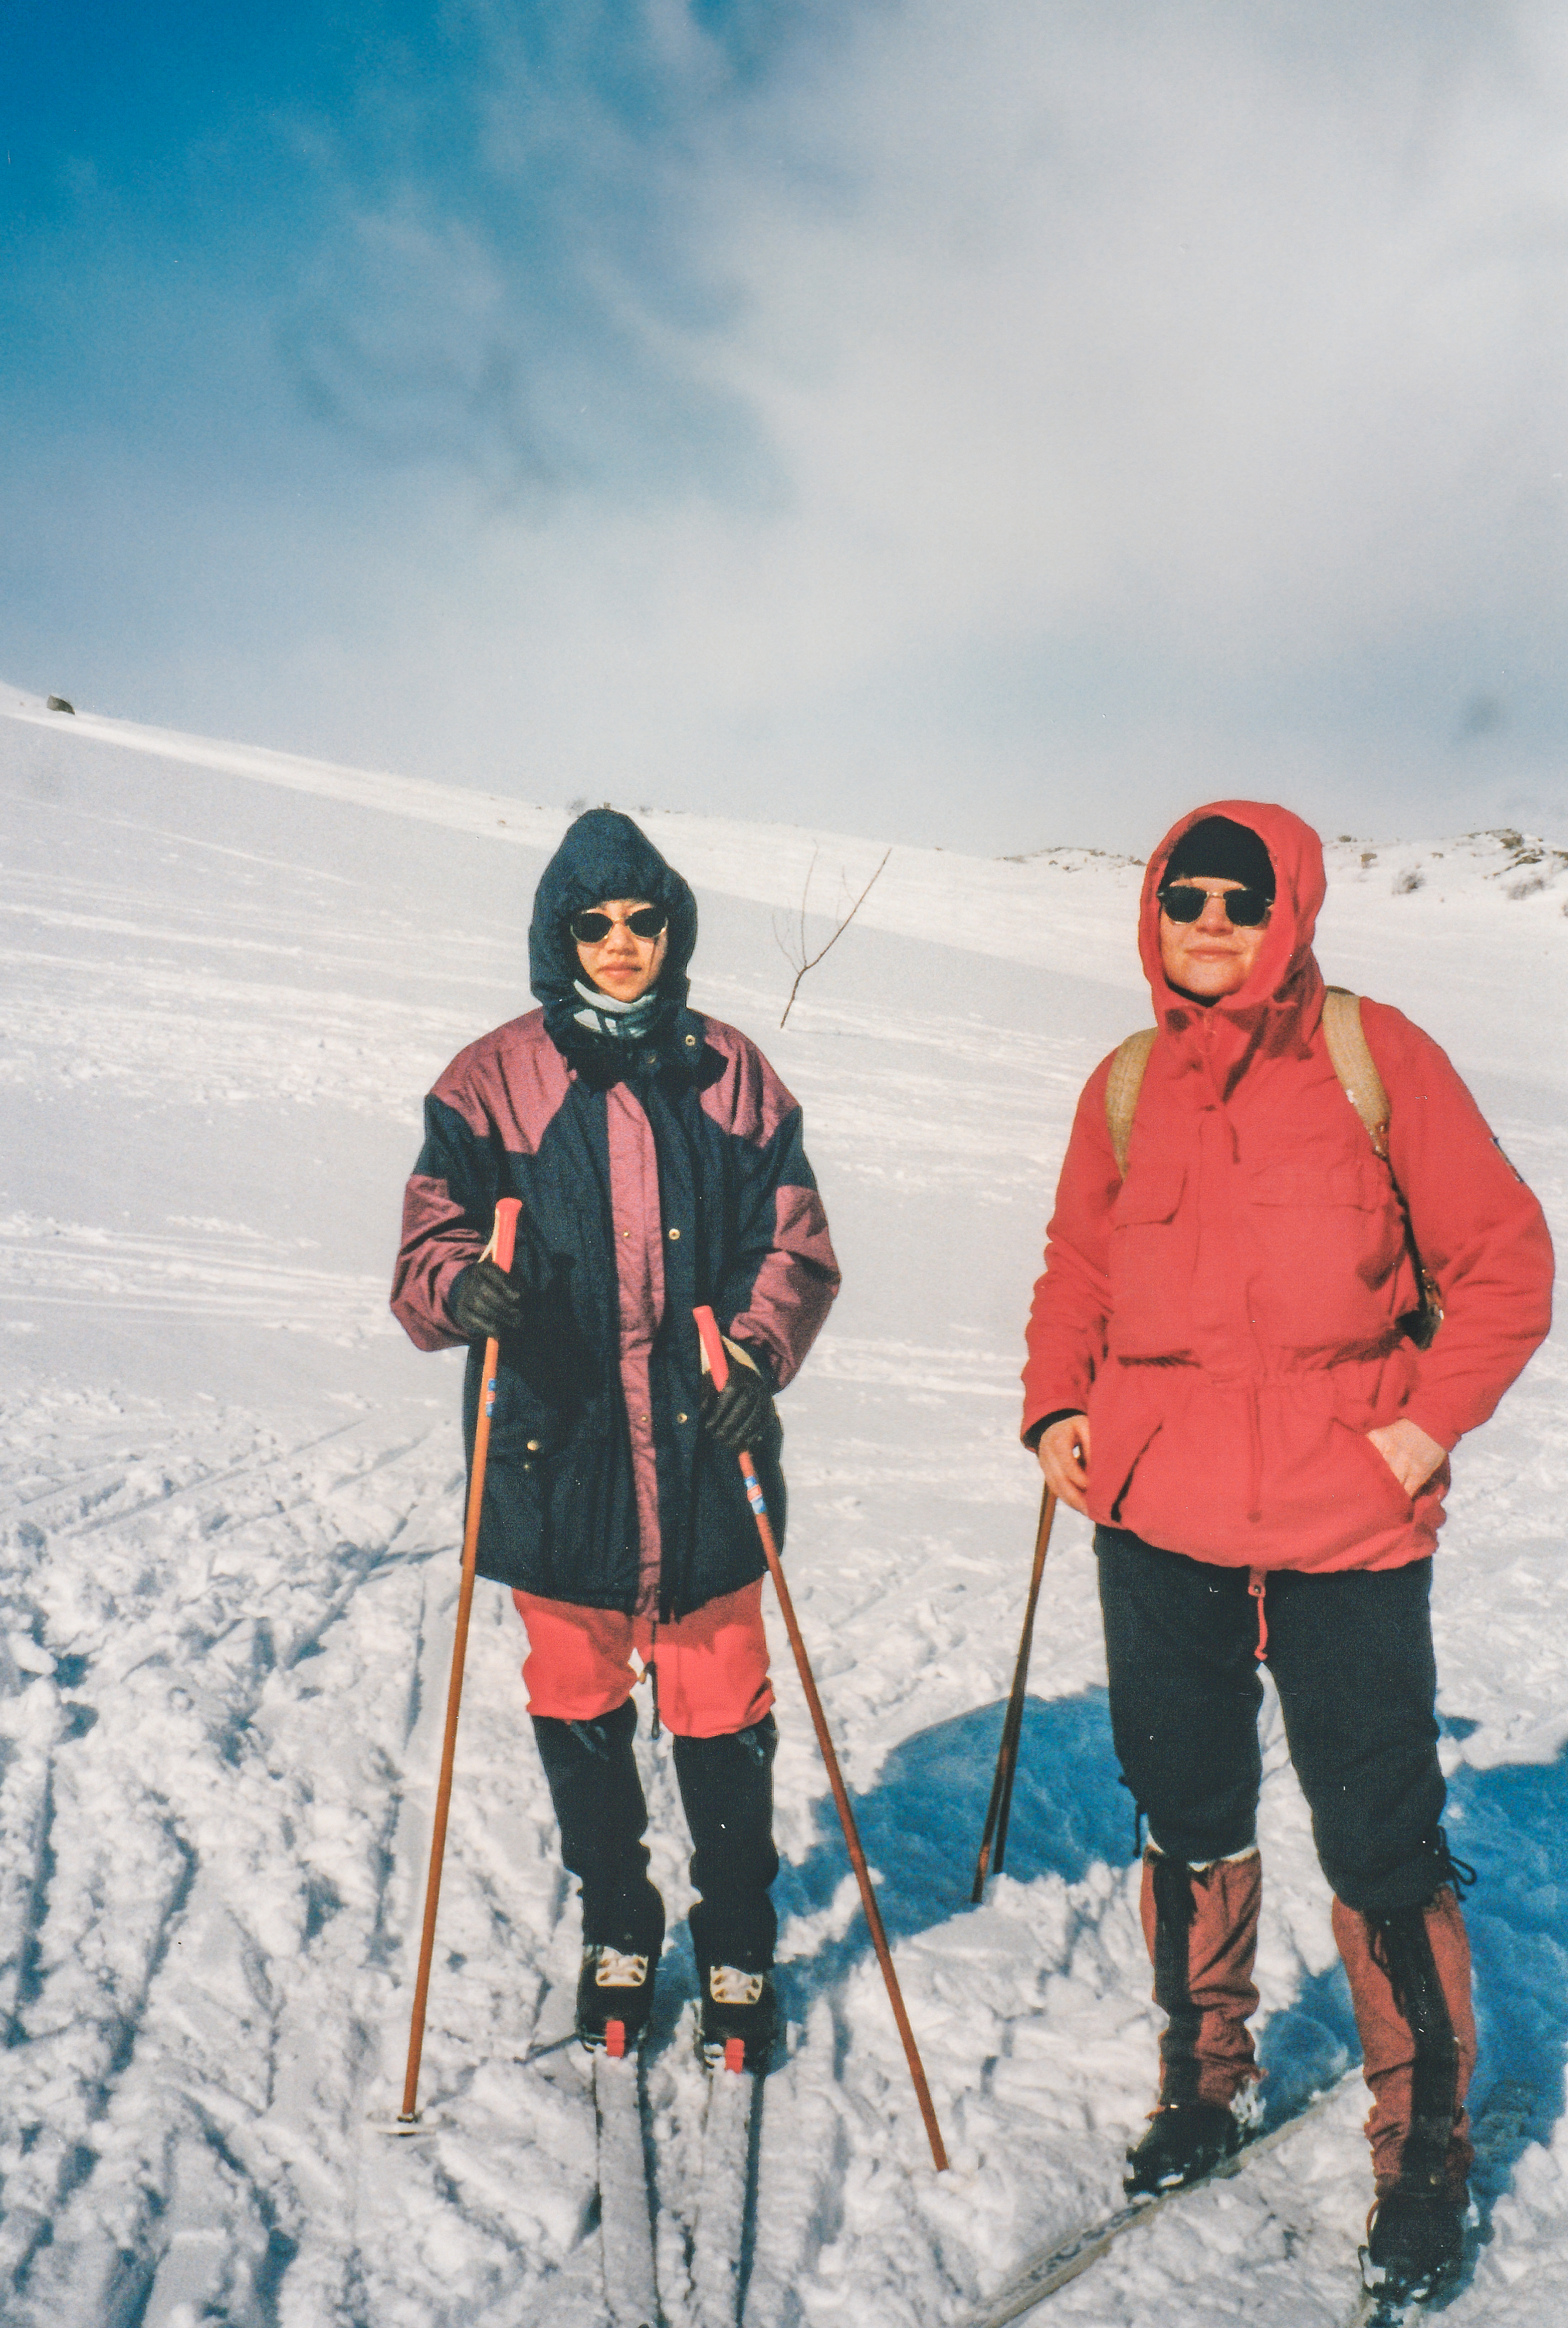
[1021, 802, 1552, 2304]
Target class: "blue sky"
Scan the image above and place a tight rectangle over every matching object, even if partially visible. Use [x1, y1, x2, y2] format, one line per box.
[4, 2, 1565, 853]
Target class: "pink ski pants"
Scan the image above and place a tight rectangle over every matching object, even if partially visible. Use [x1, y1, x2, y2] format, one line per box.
[512, 1581, 774, 1739]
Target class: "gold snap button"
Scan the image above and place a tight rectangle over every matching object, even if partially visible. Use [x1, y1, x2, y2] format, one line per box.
[668, 1227, 681, 1240]
[685, 1034, 697, 1046]
[676, 1411, 689, 1424]
[526, 1438, 542, 1452]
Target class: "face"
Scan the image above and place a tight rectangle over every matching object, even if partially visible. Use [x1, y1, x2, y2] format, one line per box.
[574, 897, 669, 1002]
[1158, 878, 1271, 1000]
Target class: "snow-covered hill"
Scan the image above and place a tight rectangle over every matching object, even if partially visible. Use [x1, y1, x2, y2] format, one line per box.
[1, 693, 1565, 2327]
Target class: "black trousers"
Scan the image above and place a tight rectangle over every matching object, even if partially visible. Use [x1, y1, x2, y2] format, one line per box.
[1096, 1526, 1449, 1914]
[531, 1703, 779, 1966]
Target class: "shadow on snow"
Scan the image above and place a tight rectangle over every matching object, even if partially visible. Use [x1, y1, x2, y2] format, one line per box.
[750, 1689, 1568, 2235]
[1445, 1729, 1568, 2229]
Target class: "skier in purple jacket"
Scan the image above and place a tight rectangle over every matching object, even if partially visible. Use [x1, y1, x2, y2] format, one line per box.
[392, 811, 840, 2065]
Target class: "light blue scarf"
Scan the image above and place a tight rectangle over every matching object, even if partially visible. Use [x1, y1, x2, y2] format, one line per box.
[571, 979, 666, 1044]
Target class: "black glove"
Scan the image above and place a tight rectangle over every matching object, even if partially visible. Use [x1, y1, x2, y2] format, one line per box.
[701, 1355, 773, 1453]
[448, 1253, 535, 1341]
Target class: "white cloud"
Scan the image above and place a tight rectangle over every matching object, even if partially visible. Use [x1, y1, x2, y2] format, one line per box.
[16, 1, 1568, 852]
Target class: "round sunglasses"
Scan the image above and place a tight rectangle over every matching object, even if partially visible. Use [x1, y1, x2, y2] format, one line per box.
[1158, 883, 1271, 928]
[568, 905, 668, 944]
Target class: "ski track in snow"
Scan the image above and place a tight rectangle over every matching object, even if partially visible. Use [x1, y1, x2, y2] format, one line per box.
[1, 696, 1567, 2324]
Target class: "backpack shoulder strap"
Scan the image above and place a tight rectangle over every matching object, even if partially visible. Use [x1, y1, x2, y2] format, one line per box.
[1104, 1028, 1158, 1177]
[1104, 998, 1392, 1176]
[1322, 988, 1442, 1342]
[1321, 988, 1391, 1160]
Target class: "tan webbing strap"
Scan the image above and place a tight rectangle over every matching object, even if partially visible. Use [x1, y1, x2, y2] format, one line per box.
[1103, 993, 1388, 1175]
[1104, 1027, 1157, 1176]
[1320, 988, 1391, 1160]
[1322, 988, 1441, 1340]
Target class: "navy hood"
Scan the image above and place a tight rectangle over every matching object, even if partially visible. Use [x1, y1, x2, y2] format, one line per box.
[529, 810, 699, 1067]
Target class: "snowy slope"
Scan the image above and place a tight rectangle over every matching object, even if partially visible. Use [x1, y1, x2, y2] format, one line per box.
[1, 692, 1566, 2328]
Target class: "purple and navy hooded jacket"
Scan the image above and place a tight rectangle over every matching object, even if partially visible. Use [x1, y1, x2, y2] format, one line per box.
[391, 811, 840, 1619]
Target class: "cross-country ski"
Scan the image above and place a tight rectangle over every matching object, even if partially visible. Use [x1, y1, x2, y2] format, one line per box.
[691, 2057, 755, 2328]
[963, 2076, 1355, 2327]
[593, 2050, 660, 2328]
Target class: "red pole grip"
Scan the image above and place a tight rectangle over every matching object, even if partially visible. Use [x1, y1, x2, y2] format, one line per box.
[693, 1304, 728, 1389]
[492, 1196, 521, 1273]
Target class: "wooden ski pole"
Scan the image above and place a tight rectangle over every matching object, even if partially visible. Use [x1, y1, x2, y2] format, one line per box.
[971, 1484, 1056, 1903]
[398, 1195, 522, 2128]
[693, 1306, 949, 2173]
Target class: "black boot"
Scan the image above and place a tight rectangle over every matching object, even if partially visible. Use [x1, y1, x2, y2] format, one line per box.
[532, 1703, 665, 2049]
[697, 1964, 778, 2072]
[1124, 2102, 1241, 2196]
[1362, 2188, 1464, 2302]
[575, 1941, 661, 2056]
[673, 1717, 781, 2067]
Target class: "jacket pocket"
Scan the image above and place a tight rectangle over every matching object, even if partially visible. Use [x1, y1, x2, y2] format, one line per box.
[1246, 1159, 1403, 1349]
[1107, 1164, 1189, 1349]
[1249, 1159, 1386, 1211]
[1329, 1414, 1415, 1524]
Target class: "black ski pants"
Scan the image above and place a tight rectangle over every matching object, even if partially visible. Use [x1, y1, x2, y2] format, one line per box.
[531, 1703, 779, 1967]
[1095, 1526, 1450, 1914]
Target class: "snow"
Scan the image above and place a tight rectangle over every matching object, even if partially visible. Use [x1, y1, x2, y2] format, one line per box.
[1, 689, 1566, 2326]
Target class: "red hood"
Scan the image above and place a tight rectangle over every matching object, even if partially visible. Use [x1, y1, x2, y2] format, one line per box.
[1139, 800, 1328, 1068]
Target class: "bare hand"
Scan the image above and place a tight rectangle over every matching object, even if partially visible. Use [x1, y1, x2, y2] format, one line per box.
[1365, 1417, 1447, 1498]
[1038, 1414, 1091, 1516]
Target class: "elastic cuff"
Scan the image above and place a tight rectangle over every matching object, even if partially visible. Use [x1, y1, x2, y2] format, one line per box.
[1023, 1407, 1085, 1453]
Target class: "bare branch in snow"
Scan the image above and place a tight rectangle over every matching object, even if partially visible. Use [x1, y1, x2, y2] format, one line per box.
[776, 848, 892, 1027]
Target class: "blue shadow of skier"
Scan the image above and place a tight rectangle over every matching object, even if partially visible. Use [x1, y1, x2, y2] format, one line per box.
[1259, 1727, 1568, 2235]
[777, 1687, 1130, 1938]
[767, 1689, 1128, 2026]
[1444, 1730, 1568, 2232]
[762, 1691, 1568, 2232]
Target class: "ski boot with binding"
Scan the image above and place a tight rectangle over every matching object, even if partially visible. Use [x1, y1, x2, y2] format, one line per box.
[697, 1963, 777, 2073]
[576, 1944, 658, 2058]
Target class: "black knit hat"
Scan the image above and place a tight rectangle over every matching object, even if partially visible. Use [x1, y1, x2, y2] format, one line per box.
[1163, 815, 1275, 900]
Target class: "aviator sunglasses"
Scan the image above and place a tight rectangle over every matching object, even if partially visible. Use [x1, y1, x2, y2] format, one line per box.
[569, 905, 669, 944]
[1158, 882, 1272, 928]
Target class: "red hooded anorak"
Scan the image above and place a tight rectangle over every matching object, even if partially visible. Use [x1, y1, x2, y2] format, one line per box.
[1022, 802, 1554, 1573]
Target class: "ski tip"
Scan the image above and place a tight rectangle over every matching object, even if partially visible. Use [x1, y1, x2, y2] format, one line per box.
[604, 2018, 627, 2060]
[724, 2035, 747, 2075]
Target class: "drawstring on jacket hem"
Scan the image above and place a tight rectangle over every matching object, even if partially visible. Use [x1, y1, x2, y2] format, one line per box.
[1248, 1568, 1268, 1661]
[1245, 1386, 1264, 1524]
